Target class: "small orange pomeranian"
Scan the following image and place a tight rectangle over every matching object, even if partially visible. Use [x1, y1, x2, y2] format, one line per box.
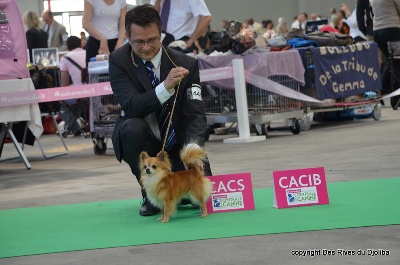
[139, 143, 212, 223]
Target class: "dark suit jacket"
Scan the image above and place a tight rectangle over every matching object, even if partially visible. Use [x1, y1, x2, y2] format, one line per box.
[42, 21, 68, 51]
[26, 28, 48, 63]
[109, 43, 207, 163]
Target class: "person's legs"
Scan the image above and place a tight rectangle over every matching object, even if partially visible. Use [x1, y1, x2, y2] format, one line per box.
[107, 38, 118, 53]
[85, 37, 100, 66]
[60, 103, 81, 135]
[119, 118, 160, 191]
[118, 118, 163, 216]
[374, 28, 400, 99]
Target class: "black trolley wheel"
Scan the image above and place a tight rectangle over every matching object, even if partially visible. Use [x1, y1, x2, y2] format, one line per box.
[254, 124, 267, 137]
[93, 139, 107, 155]
[290, 120, 301, 135]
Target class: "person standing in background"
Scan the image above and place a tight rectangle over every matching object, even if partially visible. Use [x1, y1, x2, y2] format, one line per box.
[23, 11, 48, 63]
[370, 0, 400, 60]
[151, 0, 212, 51]
[370, 0, 400, 106]
[41, 10, 68, 51]
[59, 36, 87, 137]
[82, 0, 127, 65]
[344, 3, 368, 42]
[80, 31, 87, 49]
[357, 0, 374, 41]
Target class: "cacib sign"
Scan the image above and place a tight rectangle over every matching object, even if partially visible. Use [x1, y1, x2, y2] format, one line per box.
[272, 167, 329, 209]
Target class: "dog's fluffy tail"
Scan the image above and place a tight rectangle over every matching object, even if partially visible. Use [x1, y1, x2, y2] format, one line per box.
[180, 143, 206, 170]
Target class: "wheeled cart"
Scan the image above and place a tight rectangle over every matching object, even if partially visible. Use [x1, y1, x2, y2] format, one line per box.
[88, 62, 121, 154]
[202, 75, 304, 140]
[299, 48, 382, 131]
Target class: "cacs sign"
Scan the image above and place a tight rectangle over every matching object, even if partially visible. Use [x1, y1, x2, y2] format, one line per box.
[273, 167, 329, 209]
[206, 172, 255, 213]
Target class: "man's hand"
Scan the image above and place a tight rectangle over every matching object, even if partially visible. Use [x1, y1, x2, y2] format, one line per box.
[164, 67, 189, 91]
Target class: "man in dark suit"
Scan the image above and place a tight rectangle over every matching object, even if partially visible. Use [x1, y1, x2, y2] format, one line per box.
[109, 4, 212, 216]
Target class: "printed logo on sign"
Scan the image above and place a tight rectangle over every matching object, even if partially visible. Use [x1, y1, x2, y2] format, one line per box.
[286, 186, 318, 205]
[212, 192, 244, 211]
[103, 85, 112, 91]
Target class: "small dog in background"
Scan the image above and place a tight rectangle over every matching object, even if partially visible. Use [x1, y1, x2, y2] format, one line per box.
[139, 143, 212, 223]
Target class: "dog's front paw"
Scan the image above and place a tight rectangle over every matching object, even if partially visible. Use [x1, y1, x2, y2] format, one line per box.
[161, 217, 170, 223]
[200, 212, 208, 218]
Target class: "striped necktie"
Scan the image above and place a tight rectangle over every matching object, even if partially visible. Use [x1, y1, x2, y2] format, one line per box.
[144, 61, 176, 150]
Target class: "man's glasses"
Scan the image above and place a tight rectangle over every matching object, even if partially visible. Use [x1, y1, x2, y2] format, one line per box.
[130, 37, 160, 47]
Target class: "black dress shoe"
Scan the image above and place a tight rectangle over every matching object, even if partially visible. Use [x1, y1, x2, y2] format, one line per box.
[139, 198, 160, 216]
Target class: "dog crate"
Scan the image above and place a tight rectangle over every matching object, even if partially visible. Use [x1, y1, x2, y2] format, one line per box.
[202, 75, 304, 139]
[88, 61, 121, 155]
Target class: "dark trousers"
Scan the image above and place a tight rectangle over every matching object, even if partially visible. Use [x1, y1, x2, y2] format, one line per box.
[374, 28, 400, 95]
[116, 118, 212, 198]
[374, 27, 400, 59]
[85, 37, 118, 66]
[60, 101, 85, 133]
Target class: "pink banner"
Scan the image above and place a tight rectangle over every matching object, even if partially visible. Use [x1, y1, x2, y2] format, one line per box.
[273, 167, 329, 209]
[206, 172, 255, 214]
[199, 67, 234, 82]
[2, 68, 397, 107]
[0, 82, 111, 107]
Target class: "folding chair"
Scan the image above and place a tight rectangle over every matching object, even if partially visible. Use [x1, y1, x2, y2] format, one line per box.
[36, 111, 69, 159]
[0, 122, 31, 169]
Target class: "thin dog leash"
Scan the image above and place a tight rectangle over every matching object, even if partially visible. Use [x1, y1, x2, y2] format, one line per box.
[130, 45, 183, 152]
[160, 45, 182, 152]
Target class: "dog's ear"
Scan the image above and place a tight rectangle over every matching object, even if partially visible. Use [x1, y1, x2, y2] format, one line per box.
[139, 151, 149, 162]
[157, 150, 168, 161]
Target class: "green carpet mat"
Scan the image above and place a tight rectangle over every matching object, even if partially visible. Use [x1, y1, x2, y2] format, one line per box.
[1, 178, 399, 258]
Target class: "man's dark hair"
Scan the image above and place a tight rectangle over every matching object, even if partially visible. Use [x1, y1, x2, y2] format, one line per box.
[67, 36, 81, 51]
[125, 4, 162, 38]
